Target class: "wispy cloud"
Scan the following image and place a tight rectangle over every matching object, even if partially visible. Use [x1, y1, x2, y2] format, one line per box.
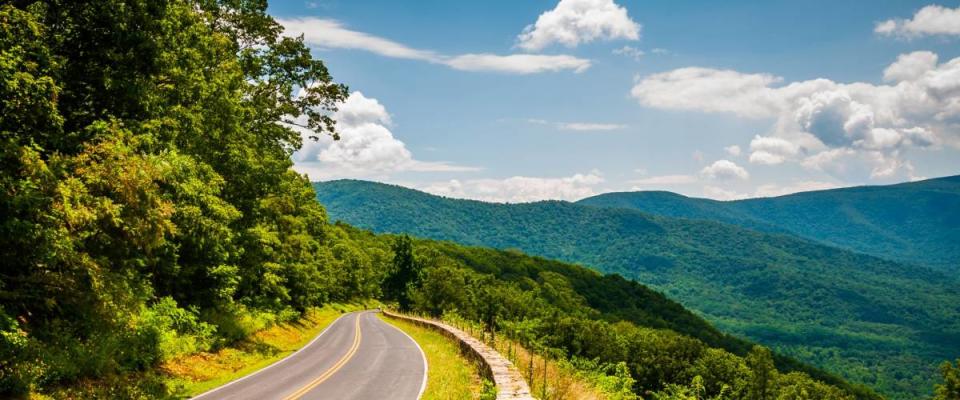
[523, 118, 626, 131]
[558, 122, 626, 131]
[612, 45, 644, 61]
[630, 174, 698, 185]
[278, 17, 591, 74]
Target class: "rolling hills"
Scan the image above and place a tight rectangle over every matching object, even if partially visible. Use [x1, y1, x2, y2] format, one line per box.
[314, 179, 960, 399]
[578, 175, 960, 271]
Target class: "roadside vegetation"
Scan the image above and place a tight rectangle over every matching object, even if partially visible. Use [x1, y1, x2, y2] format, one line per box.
[33, 303, 365, 399]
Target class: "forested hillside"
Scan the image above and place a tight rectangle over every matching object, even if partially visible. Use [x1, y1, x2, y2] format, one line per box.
[314, 179, 960, 399]
[578, 176, 960, 271]
[338, 225, 877, 399]
[0, 1, 884, 399]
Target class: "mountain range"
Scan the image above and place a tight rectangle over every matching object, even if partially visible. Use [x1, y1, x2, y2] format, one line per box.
[578, 175, 960, 272]
[314, 176, 960, 399]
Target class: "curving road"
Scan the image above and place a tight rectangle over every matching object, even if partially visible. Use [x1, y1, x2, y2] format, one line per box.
[192, 311, 427, 400]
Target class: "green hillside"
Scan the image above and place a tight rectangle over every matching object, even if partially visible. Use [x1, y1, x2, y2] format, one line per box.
[314, 179, 960, 399]
[340, 225, 876, 399]
[578, 176, 960, 271]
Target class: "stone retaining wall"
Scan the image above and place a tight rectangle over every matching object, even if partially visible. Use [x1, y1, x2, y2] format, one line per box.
[381, 310, 535, 400]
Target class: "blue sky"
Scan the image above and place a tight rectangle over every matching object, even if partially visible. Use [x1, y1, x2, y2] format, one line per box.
[270, 0, 960, 202]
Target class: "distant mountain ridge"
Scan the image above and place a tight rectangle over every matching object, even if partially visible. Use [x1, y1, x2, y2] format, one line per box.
[313, 178, 960, 399]
[578, 175, 960, 271]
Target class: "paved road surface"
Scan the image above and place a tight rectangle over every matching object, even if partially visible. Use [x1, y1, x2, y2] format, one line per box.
[192, 311, 427, 400]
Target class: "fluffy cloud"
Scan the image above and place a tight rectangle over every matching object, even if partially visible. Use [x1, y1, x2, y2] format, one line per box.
[278, 17, 590, 74]
[884, 51, 939, 82]
[631, 67, 809, 118]
[749, 135, 801, 165]
[631, 51, 959, 179]
[875, 5, 960, 38]
[419, 173, 604, 203]
[724, 145, 742, 157]
[291, 91, 476, 179]
[517, 0, 640, 51]
[700, 160, 749, 180]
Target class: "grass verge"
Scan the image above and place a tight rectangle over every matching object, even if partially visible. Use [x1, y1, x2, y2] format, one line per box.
[379, 315, 483, 400]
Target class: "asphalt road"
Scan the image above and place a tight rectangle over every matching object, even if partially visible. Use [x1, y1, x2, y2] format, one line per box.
[192, 311, 427, 400]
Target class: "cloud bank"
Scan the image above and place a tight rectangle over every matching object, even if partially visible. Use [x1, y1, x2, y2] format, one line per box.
[419, 172, 605, 203]
[631, 51, 959, 180]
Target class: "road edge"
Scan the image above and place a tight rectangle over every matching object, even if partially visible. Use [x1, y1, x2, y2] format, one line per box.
[376, 312, 429, 400]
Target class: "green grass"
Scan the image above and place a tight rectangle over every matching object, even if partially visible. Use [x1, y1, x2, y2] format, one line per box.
[380, 315, 482, 400]
[162, 303, 369, 397]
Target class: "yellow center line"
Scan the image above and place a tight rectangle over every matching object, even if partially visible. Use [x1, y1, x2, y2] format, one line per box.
[283, 312, 364, 400]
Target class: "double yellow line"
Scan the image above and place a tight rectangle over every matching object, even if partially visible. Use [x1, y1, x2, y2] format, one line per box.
[283, 312, 364, 400]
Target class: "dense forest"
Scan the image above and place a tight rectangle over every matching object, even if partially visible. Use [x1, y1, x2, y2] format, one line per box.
[0, 1, 955, 399]
[314, 179, 960, 399]
[341, 226, 881, 399]
[577, 176, 960, 272]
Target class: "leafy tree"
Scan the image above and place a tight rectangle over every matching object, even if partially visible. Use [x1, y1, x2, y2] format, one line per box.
[410, 262, 468, 318]
[747, 346, 778, 400]
[934, 359, 960, 400]
[385, 235, 421, 311]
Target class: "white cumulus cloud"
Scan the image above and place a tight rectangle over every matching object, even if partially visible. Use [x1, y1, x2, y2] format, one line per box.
[517, 0, 640, 51]
[700, 160, 750, 181]
[875, 4, 960, 38]
[291, 91, 476, 180]
[749, 135, 801, 165]
[630, 67, 811, 118]
[724, 145, 742, 157]
[277, 17, 591, 74]
[884, 51, 939, 82]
